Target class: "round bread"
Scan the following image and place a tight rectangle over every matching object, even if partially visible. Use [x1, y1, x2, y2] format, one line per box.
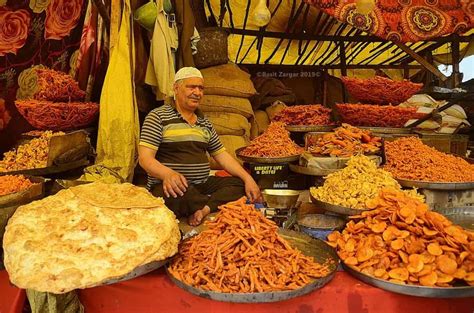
[3, 182, 180, 294]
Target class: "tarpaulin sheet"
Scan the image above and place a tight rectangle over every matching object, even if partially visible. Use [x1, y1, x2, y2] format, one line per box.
[78, 269, 474, 313]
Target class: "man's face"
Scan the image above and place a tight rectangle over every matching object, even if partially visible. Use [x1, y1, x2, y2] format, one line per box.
[174, 77, 204, 111]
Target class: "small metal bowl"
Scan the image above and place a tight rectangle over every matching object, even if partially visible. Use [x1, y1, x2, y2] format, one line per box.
[297, 214, 345, 240]
[262, 189, 301, 209]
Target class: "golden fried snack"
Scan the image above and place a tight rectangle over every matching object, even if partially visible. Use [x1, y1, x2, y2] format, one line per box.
[328, 188, 474, 287]
[310, 155, 422, 209]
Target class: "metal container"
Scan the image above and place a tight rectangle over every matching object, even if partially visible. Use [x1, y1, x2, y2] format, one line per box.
[102, 259, 169, 286]
[434, 206, 474, 231]
[167, 229, 339, 303]
[343, 263, 474, 298]
[297, 214, 345, 240]
[235, 147, 300, 164]
[289, 164, 339, 176]
[310, 194, 370, 216]
[262, 189, 300, 209]
[397, 178, 474, 191]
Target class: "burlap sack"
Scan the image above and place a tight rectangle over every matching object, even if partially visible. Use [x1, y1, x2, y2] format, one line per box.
[205, 112, 251, 137]
[252, 110, 270, 137]
[209, 135, 249, 169]
[201, 63, 256, 98]
[200, 95, 254, 118]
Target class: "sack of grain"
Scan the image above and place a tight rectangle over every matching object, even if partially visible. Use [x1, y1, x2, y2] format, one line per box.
[201, 63, 256, 98]
[209, 135, 249, 169]
[205, 112, 251, 137]
[250, 110, 269, 139]
[200, 95, 254, 118]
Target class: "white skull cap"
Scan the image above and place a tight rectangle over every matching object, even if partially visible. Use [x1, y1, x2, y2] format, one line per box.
[174, 67, 203, 83]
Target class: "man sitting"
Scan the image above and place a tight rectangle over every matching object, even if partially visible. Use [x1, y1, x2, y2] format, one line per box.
[138, 67, 261, 226]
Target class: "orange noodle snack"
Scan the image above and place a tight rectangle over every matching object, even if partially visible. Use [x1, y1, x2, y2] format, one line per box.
[384, 137, 474, 182]
[239, 122, 303, 158]
[168, 197, 332, 292]
[0, 175, 35, 196]
[272, 104, 334, 126]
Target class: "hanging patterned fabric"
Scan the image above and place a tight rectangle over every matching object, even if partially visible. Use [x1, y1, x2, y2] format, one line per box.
[304, 0, 474, 42]
[0, 0, 85, 152]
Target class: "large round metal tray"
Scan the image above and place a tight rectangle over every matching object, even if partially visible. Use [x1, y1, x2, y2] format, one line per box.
[286, 125, 336, 133]
[358, 127, 413, 134]
[310, 194, 370, 216]
[343, 263, 474, 298]
[101, 259, 169, 286]
[235, 147, 300, 164]
[397, 178, 474, 190]
[289, 164, 339, 176]
[166, 229, 339, 303]
[434, 206, 474, 231]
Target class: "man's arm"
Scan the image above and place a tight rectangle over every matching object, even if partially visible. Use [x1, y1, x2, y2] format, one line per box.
[138, 145, 188, 198]
[213, 151, 261, 202]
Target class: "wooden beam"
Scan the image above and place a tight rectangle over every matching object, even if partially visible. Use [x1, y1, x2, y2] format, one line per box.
[92, 0, 110, 32]
[240, 64, 423, 72]
[339, 41, 348, 102]
[394, 41, 447, 82]
[451, 35, 461, 88]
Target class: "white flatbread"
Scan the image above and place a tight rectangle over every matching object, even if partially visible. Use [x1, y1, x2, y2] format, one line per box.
[3, 182, 180, 294]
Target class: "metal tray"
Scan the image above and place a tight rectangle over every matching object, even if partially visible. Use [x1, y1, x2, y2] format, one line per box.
[235, 147, 300, 164]
[397, 178, 474, 190]
[310, 195, 370, 216]
[166, 229, 339, 303]
[434, 206, 474, 231]
[0, 159, 89, 177]
[286, 125, 336, 133]
[289, 164, 339, 176]
[359, 127, 413, 134]
[343, 263, 474, 298]
[101, 259, 169, 286]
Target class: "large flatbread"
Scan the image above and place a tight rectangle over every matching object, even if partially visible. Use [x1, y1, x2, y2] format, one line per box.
[69, 182, 165, 209]
[3, 182, 180, 294]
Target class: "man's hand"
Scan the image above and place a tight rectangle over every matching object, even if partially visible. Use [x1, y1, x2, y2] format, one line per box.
[162, 169, 188, 198]
[244, 177, 262, 203]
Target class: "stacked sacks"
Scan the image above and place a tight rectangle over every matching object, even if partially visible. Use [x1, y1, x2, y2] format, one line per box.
[200, 63, 257, 168]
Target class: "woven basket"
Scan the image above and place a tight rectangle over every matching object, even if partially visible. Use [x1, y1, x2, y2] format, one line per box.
[193, 28, 229, 69]
[15, 100, 99, 131]
[341, 76, 423, 105]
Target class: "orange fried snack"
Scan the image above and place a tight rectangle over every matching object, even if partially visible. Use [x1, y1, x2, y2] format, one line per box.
[168, 197, 332, 293]
[240, 122, 303, 158]
[0, 175, 35, 196]
[307, 124, 382, 157]
[327, 188, 474, 287]
[384, 137, 474, 182]
[272, 104, 334, 126]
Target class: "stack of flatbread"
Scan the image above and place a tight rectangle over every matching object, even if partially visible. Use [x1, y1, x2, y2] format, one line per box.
[3, 182, 180, 294]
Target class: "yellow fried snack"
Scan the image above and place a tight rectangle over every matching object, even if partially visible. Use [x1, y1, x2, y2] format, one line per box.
[0, 131, 64, 172]
[310, 155, 422, 209]
[327, 188, 474, 287]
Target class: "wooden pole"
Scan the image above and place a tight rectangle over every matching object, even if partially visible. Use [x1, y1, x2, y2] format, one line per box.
[451, 35, 461, 88]
[339, 41, 348, 102]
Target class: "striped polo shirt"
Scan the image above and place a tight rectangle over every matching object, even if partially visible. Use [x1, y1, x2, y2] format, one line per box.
[139, 104, 225, 189]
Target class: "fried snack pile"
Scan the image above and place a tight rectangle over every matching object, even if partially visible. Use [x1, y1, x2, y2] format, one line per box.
[272, 104, 334, 126]
[168, 197, 332, 293]
[341, 76, 423, 105]
[34, 69, 86, 102]
[307, 124, 382, 157]
[328, 188, 474, 287]
[239, 122, 303, 158]
[0, 175, 35, 196]
[336, 104, 425, 128]
[384, 137, 474, 182]
[0, 131, 64, 172]
[310, 155, 422, 209]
